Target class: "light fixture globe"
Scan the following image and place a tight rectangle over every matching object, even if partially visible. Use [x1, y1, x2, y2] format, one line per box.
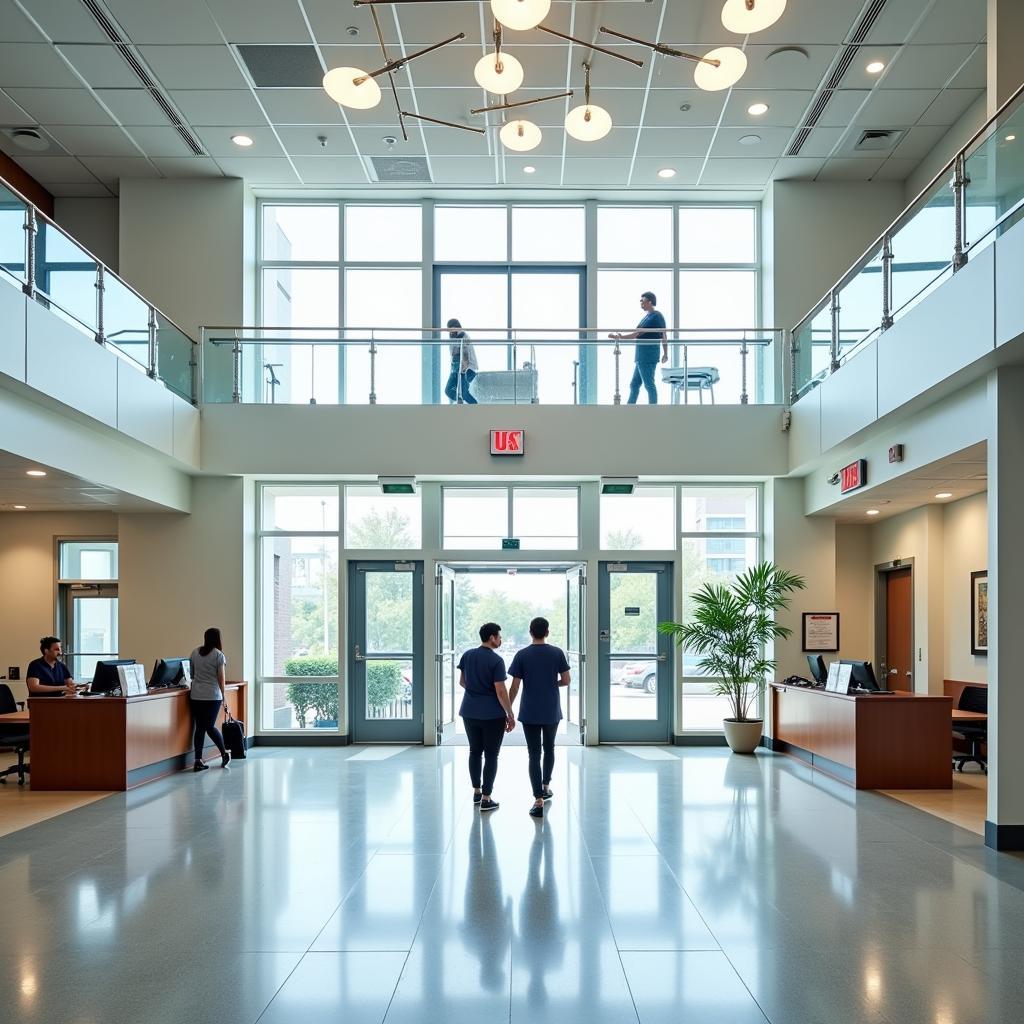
[491, 0, 551, 32]
[474, 51, 524, 94]
[565, 103, 612, 142]
[693, 46, 747, 91]
[323, 66, 381, 109]
[500, 118, 541, 151]
[721, 0, 787, 35]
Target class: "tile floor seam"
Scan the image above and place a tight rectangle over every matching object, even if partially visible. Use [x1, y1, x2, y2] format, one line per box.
[251, 953, 308, 1024]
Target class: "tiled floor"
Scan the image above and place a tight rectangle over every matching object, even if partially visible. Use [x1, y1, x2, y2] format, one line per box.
[2, 744, 1024, 1024]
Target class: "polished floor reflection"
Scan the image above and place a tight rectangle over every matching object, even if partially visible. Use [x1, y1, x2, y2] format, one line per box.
[2, 745, 1023, 1024]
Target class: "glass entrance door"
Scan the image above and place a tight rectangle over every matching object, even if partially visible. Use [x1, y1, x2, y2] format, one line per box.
[349, 561, 423, 742]
[598, 562, 673, 743]
[563, 563, 586, 743]
[61, 583, 119, 682]
[435, 563, 457, 743]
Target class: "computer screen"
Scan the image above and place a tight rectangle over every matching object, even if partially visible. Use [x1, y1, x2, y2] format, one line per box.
[91, 659, 136, 694]
[806, 654, 827, 684]
[840, 659, 880, 691]
[149, 658, 188, 687]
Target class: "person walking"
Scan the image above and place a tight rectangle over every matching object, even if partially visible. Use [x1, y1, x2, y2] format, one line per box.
[608, 291, 668, 404]
[444, 318, 479, 404]
[459, 621, 516, 811]
[508, 617, 570, 819]
[189, 627, 231, 772]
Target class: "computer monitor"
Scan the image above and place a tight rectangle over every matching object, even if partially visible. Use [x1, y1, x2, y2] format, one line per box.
[149, 657, 188, 688]
[91, 659, 136, 694]
[806, 654, 827, 685]
[840, 659, 881, 692]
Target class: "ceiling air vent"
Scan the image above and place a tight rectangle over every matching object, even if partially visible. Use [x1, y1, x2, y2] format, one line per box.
[237, 45, 325, 88]
[371, 156, 433, 183]
[854, 129, 903, 151]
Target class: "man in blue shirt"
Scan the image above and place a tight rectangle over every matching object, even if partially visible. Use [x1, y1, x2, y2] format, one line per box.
[508, 617, 571, 819]
[26, 636, 76, 697]
[609, 291, 668, 404]
[458, 622, 515, 812]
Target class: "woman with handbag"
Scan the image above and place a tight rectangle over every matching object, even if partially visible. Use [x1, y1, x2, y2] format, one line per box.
[189, 627, 230, 772]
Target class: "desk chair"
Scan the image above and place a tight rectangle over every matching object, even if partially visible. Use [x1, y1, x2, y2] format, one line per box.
[952, 685, 987, 774]
[0, 684, 30, 786]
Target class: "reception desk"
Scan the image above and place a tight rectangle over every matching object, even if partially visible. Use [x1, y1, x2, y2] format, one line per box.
[28, 683, 247, 791]
[769, 683, 952, 789]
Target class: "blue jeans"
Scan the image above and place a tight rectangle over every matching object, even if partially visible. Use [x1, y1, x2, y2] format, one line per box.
[628, 362, 658, 404]
[445, 365, 477, 404]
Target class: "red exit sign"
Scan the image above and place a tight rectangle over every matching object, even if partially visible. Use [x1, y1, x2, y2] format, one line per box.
[840, 459, 867, 493]
[490, 429, 524, 456]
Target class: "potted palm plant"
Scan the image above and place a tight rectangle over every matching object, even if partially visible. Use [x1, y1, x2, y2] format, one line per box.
[659, 562, 805, 753]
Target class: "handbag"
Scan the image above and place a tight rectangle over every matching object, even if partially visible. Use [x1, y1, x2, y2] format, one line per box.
[222, 708, 247, 759]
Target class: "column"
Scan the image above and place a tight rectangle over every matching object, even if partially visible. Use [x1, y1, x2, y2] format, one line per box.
[985, 366, 1024, 849]
[988, 0, 1024, 117]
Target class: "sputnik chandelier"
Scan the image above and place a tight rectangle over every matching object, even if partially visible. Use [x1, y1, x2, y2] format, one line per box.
[329, 0, 788, 149]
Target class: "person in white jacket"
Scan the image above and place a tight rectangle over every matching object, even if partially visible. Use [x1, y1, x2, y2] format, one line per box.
[444, 318, 479, 404]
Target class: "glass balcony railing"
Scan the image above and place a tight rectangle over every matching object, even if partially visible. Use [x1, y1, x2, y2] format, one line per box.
[791, 81, 1024, 402]
[200, 326, 785, 407]
[0, 174, 197, 404]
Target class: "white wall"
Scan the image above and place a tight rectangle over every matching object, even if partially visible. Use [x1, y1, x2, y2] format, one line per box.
[53, 198, 119, 272]
[944, 491, 988, 683]
[0, 511, 118, 703]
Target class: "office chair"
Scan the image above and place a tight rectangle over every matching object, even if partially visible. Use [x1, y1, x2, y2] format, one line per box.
[952, 684, 987, 774]
[0, 683, 30, 786]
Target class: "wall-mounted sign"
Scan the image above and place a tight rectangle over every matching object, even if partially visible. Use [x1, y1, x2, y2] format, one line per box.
[840, 458, 867, 494]
[501, 538, 521, 550]
[624, 607, 641, 616]
[888, 444, 904, 464]
[490, 429, 524, 455]
[802, 612, 840, 653]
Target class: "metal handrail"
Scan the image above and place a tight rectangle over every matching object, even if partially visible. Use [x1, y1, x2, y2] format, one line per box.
[792, 78, 1024, 340]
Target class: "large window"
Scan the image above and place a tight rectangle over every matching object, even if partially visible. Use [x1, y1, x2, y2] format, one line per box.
[442, 486, 579, 550]
[256, 201, 761, 405]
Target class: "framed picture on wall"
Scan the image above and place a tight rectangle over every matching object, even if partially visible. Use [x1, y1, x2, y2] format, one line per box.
[802, 612, 840, 653]
[971, 570, 988, 656]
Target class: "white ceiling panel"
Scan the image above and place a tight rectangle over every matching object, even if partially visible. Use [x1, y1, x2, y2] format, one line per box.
[205, 0, 314, 45]
[562, 157, 632, 186]
[883, 44, 979, 91]
[0, 43, 82, 88]
[742, 44, 838, 91]
[722, 90, 813, 127]
[634, 126, 717, 158]
[0, 88, 31, 122]
[253, 88, 348, 125]
[698, 158, 776, 186]
[291, 155, 368, 185]
[276, 126, 358, 157]
[872, 156, 928, 181]
[891, 124, 952, 161]
[421, 154, 495, 185]
[643, 88, 726, 128]
[405, 88, 485, 127]
[57, 44, 141, 89]
[120, 126, 197, 158]
[564, 125, 640, 159]
[918, 88, 984, 127]
[139, 46, 248, 90]
[659, 2, 747, 44]
[840, 46, 900, 90]
[502, 157, 562, 185]
[817, 90, 870, 128]
[79, 156, 161, 183]
[93, 89, 168, 126]
[44, 124, 142, 158]
[0, 0, 36, 42]
[12, 155, 96, 183]
[860, 88, 941, 126]
[171, 89, 268, 127]
[150, 156, 223, 178]
[773, 156, 827, 180]
[3, 87, 111, 126]
[794, 125, 846, 159]
[351, 126, 426, 158]
[949, 46, 987, 90]
[749, 0, 864, 46]
[816, 156, 887, 180]
[302, 0, 483, 50]
[47, 182, 115, 197]
[418, 126, 495, 157]
[631, 157, 705, 185]
[214, 155, 300, 183]
[196, 125, 285, 158]
[863, 0, 932, 45]
[711, 126, 794, 159]
[103, 0, 222, 45]
[15, 0, 111, 44]
[911, 0, 987, 45]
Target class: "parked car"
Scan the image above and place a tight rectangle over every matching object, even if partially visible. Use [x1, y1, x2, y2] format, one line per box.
[613, 661, 658, 694]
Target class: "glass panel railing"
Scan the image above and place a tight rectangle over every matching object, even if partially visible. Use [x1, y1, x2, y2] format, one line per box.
[837, 246, 883, 361]
[792, 299, 830, 399]
[889, 184, 954, 321]
[964, 101, 1024, 256]
[156, 312, 195, 402]
[0, 185, 26, 285]
[104, 273, 149, 369]
[34, 218, 97, 335]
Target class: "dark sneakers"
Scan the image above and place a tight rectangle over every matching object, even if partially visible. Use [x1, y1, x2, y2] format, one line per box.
[480, 798, 499, 812]
[529, 803, 544, 818]
[221, 750, 231, 769]
[193, 761, 209, 773]
[473, 791, 482, 805]
[541, 787, 553, 802]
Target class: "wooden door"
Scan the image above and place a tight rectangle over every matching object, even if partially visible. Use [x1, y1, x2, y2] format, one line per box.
[885, 568, 913, 691]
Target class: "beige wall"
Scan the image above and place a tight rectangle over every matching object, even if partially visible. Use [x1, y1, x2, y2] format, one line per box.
[834, 523, 872, 660]
[0, 511, 118, 703]
[53, 197, 120, 272]
[943, 492, 988, 683]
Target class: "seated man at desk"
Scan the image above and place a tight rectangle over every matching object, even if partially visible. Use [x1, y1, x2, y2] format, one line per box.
[26, 636, 76, 697]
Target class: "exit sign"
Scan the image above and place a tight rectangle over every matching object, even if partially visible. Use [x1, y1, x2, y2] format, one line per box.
[490, 429, 524, 455]
[840, 459, 867, 494]
[502, 538, 521, 550]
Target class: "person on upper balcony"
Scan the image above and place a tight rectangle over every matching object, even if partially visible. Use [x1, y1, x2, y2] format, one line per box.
[608, 291, 668, 404]
[445, 318, 479, 405]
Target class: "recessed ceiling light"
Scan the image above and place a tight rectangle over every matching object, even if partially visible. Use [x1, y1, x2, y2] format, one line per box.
[866, 60, 885, 74]
[866, 509, 880, 516]
[231, 134, 254, 147]
[26, 469, 47, 477]
[13, 505, 27, 510]
[657, 167, 676, 179]
[738, 134, 761, 146]
[747, 102, 769, 116]
[935, 492, 953, 499]
[523, 165, 536, 174]
[1006, 134, 1016, 142]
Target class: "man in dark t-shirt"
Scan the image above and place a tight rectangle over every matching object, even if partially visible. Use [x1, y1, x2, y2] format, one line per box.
[458, 622, 515, 812]
[608, 291, 668, 404]
[508, 616, 571, 819]
[26, 636, 76, 697]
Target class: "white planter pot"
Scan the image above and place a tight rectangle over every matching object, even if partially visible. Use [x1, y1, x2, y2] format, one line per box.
[723, 718, 763, 754]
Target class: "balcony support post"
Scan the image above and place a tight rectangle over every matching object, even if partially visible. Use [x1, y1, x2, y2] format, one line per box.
[952, 151, 969, 272]
[23, 207, 36, 299]
[829, 288, 840, 373]
[881, 233, 894, 330]
[95, 264, 106, 346]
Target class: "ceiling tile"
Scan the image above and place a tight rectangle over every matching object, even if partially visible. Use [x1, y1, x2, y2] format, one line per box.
[742, 44, 838, 91]
[911, 0, 987, 45]
[699, 158, 776, 186]
[57, 44, 140, 89]
[841, 45, 900, 89]
[276, 126, 357, 156]
[205, 0, 314, 44]
[0, 88, 31, 122]
[292, 155, 369, 185]
[427, 155, 497, 185]
[891, 124, 950, 160]
[213, 155, 301, 183]
[773, 156, 827, 180]
[872, 158, 925, 182]
[794, 125, 846, 159]
[817, 89, 870, 128]
[150, 156, 224, 178]
[3, 87, 112, 126]
[501, 156, 561, 186]
[884, 44, 979, 91]
[918, 88, 984, 127]
[634, 126, 716, 158]
[195, 125, 285, 157]
[816, 156, 887, 180]
[47, 182, 116, 197]
[255, 88, 348, 125]
[139, 45, 247, 90]
[44, 124, 142, 157]
[949, 46, 986, 90]
[630, 157, 704, 186]
[562, 157, 631, 187]
[418, 125, 493, 158]
[864, 0, 933, 45]
[15, 0, 111, 44]
[860, 88, 941, 126]
[304, 0, 485, 50]
[564, 126, 639, 159]
[659, 3, 747, 44]
[644, 89, 726, 128]
[0, 43, 82, 88]
[749, 1, 862, 46]
[723, 90, 813, 127]
[11, 154, 97, 183]
[351, 126, 425, 158]
[121, 126, 196, 158]
[79, 156, 162, 183]
[171, 89, 267, 127]
[487, 123, 563, 158]
[710, 126, 793, 159]
[103, 1, 222, 45]
[0, 0, 37, 42]
[91, 88, 166, 126]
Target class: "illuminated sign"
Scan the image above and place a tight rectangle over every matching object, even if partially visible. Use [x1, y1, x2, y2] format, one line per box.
[840, 459, 867, 494]
[489, 429, 524, 456]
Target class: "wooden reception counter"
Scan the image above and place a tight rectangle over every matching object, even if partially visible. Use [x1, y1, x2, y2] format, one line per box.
[769, 683, 952, 789]
[28, 683, 247, 791]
